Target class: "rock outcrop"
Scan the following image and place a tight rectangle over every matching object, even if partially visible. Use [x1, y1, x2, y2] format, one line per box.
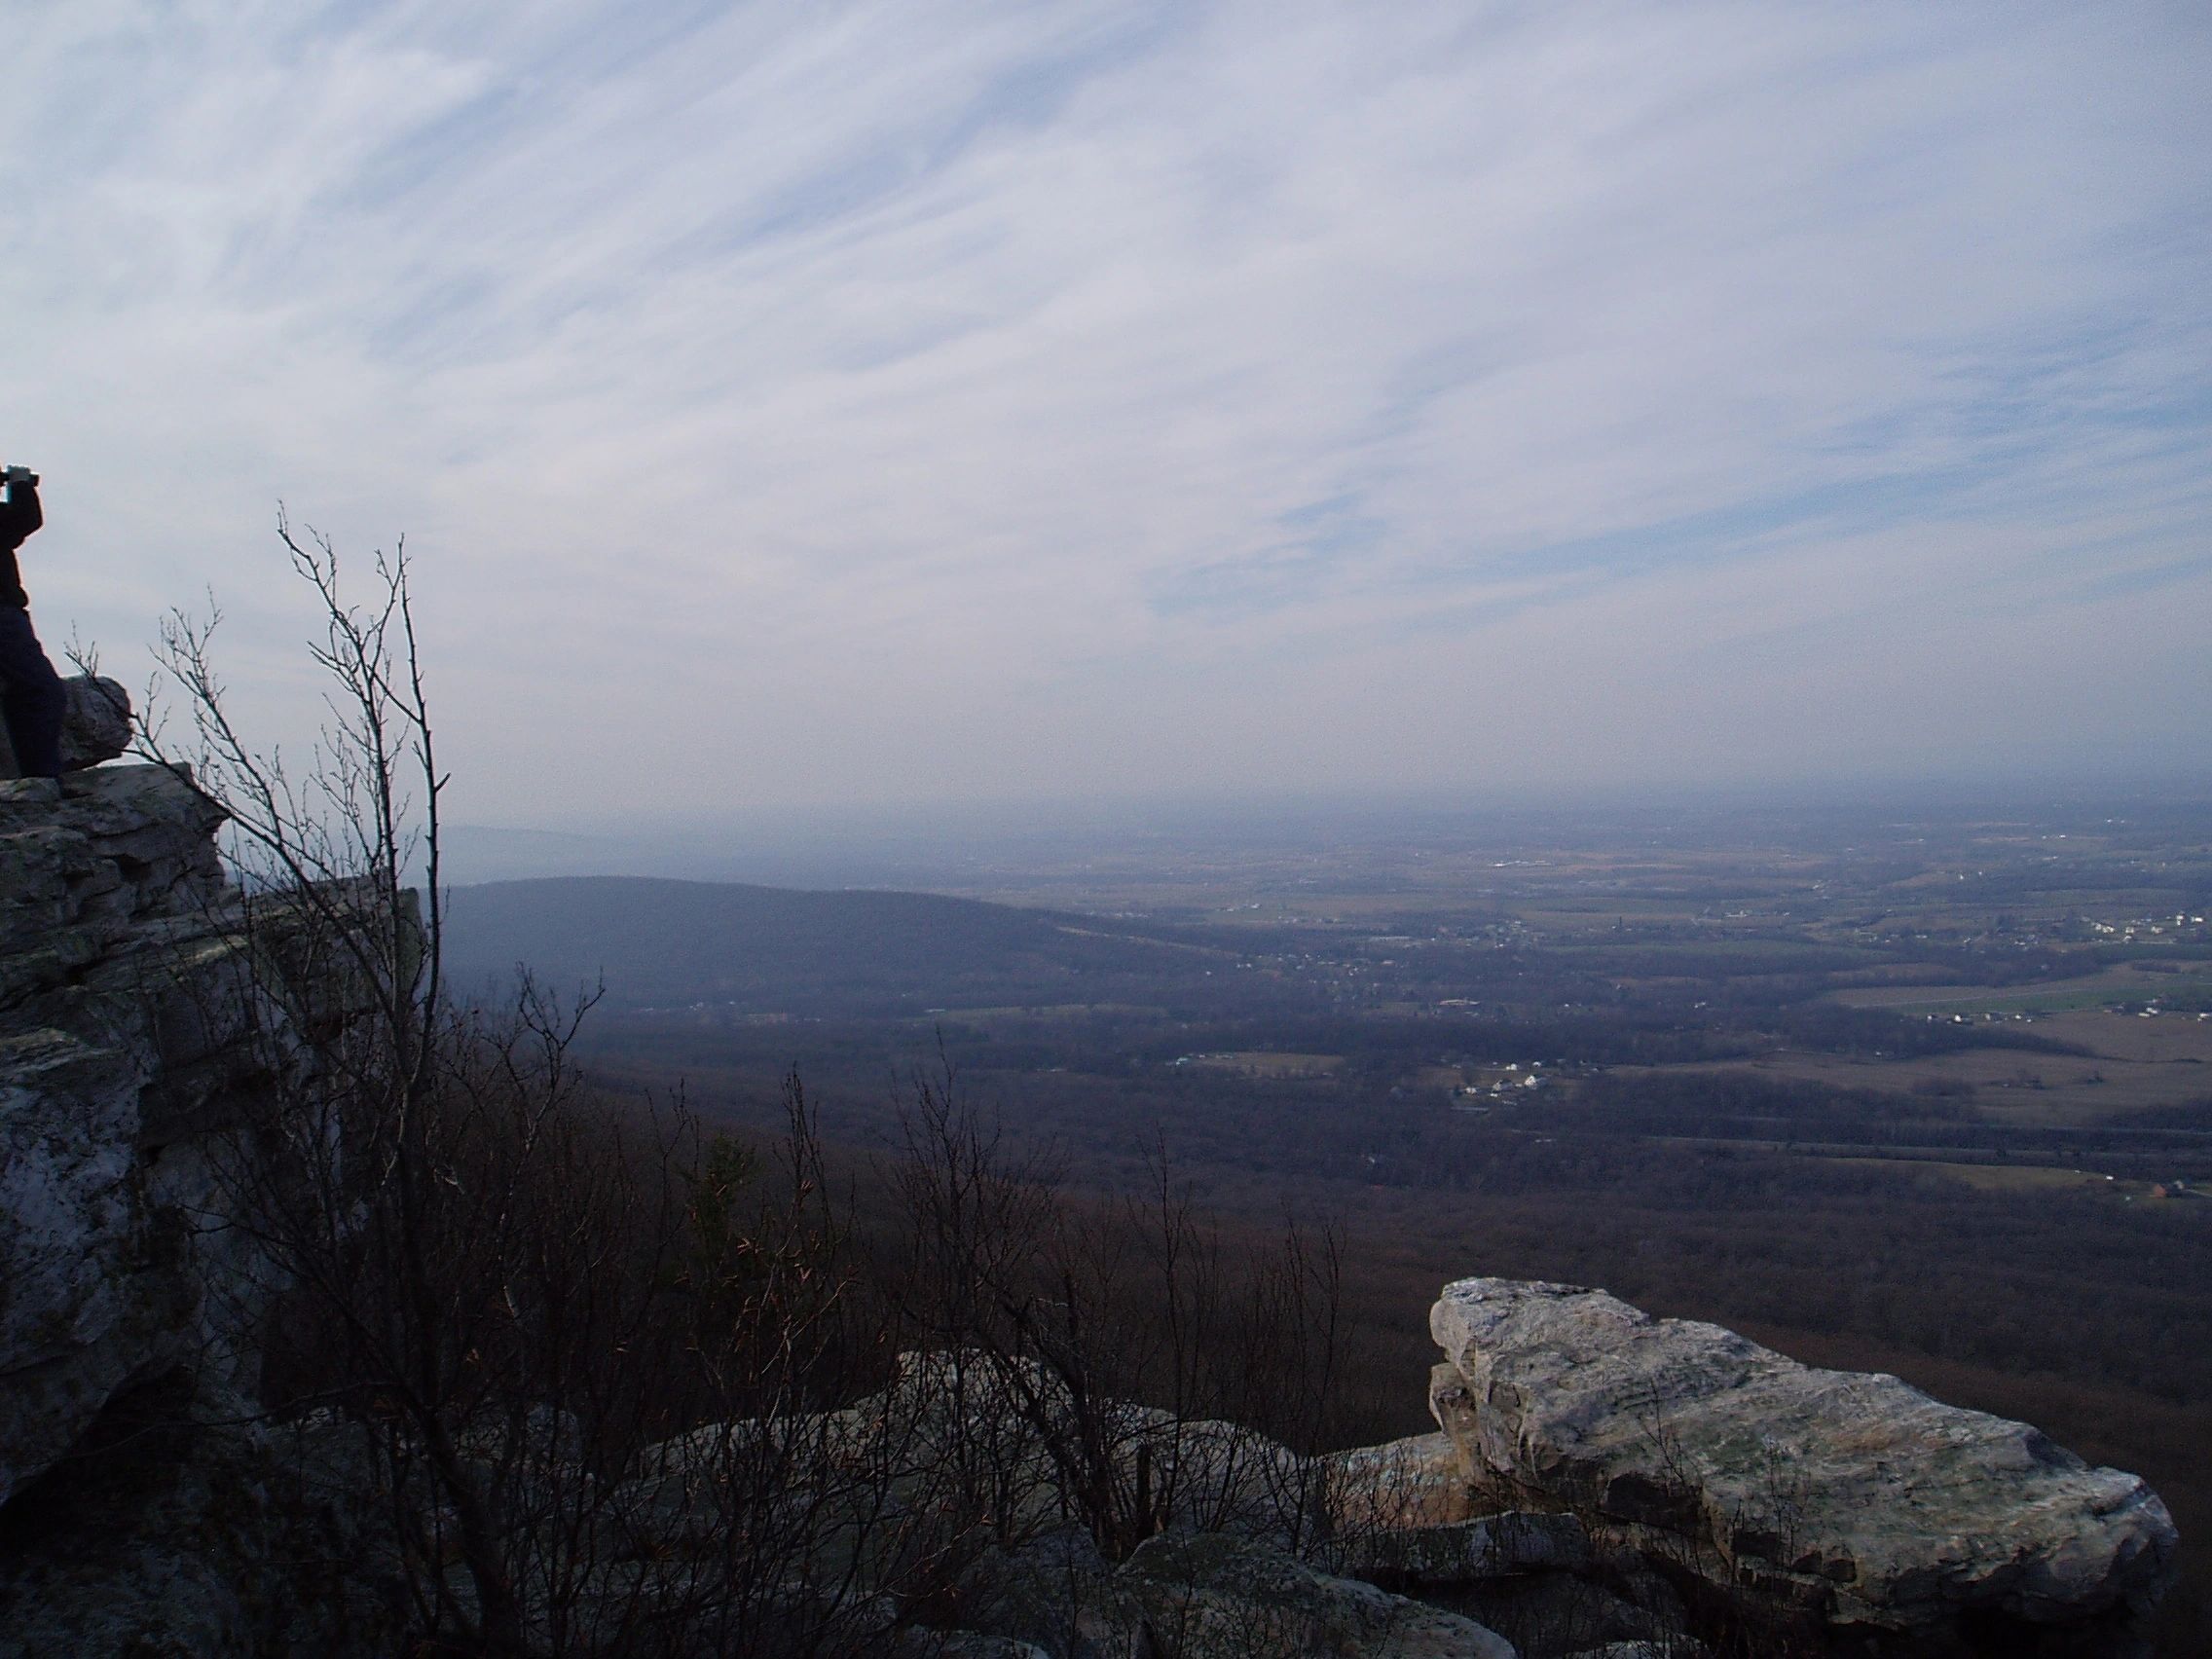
[0, 671, 132, 777]
[0, 736, 401, 1656]
[0, 754, 248, 1507]
[1429, 1276, 2178, 1654]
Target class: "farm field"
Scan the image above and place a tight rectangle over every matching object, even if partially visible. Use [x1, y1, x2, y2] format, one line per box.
[1593, 1009, 2212, 1128]
[1182, 1050, 1344, 1079]
[1829, 963, 2212, 1015]
[1825, 1158, 2209, 1201]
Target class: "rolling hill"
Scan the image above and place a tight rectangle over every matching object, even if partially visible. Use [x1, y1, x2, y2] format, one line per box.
[439, 876, 1221, 1014]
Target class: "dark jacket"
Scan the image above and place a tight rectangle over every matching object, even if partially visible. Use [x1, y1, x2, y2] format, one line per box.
[1, 479, 42, 608]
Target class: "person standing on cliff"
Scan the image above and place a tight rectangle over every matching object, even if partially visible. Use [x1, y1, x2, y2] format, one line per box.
[0, 464, 64, 780]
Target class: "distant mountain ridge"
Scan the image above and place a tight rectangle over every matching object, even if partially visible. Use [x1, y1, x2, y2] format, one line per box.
[440, 875, 1216, 1014]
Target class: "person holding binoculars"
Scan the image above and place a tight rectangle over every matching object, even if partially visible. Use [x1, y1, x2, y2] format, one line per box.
[0, 463, 64, 780]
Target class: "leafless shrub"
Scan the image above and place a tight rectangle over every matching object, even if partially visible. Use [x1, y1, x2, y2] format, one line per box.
[877, 1060, 1350, 1569]
[125, 515, 1388, 1658]
[133, 522, 943, 1658]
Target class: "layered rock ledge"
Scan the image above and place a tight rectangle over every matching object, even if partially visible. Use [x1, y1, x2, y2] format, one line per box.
[0, 750, 252, 1506]
[1429, 1276, 2178, 1653]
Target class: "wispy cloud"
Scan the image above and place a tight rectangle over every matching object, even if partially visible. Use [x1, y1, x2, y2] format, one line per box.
[3, 0, 2206, 816]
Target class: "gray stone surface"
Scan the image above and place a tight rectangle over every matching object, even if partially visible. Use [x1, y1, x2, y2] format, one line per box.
[1325, 1431, 1481, 1532]
[0, 1030, 184, 1508]
[1120, 1531, 1518, 1659]
[0, 763, 226, 964]
[60, 674, 132, 770]
[1429, 1276, 2177, 1646]
[0, 765, 240, 1507]
[1341, 1512, 1592, 1588]
[0, 761, 394, 1656]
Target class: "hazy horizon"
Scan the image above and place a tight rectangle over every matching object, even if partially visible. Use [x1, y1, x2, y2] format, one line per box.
[7, 3, 2208, 822]
[437, 766, 2212, 891]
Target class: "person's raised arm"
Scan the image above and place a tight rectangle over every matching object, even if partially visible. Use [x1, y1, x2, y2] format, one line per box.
[0, 468, 41, 548]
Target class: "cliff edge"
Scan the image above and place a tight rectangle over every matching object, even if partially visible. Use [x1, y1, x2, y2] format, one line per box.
[0, 689, 390, 1657]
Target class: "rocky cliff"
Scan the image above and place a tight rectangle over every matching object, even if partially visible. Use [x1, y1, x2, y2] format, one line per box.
[0, 703, 248, 1506]
[0, 687, 387, 1656]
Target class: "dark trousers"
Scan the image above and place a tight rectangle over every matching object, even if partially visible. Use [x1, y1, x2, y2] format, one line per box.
[0, 605, 64, 778]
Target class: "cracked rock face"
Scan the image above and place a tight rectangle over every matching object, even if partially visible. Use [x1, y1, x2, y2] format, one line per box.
[0, 763, 257, 1508]
[58, 676, 133, 773]
[1428, 1277, 2177, 1652]
[0, 757, 402, 1658]
[0, 1031, 189, 1508]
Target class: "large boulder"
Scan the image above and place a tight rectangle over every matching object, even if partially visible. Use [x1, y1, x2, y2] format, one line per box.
[1428, 1277, 2177, 1652]
[0, 673, 131, 777]
[60, 675, 132, 771]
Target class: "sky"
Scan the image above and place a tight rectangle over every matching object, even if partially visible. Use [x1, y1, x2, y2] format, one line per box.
[4, 1, 2208, 830]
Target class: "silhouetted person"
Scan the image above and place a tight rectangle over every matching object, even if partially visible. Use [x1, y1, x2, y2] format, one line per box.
[0, 465, 64, 779]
